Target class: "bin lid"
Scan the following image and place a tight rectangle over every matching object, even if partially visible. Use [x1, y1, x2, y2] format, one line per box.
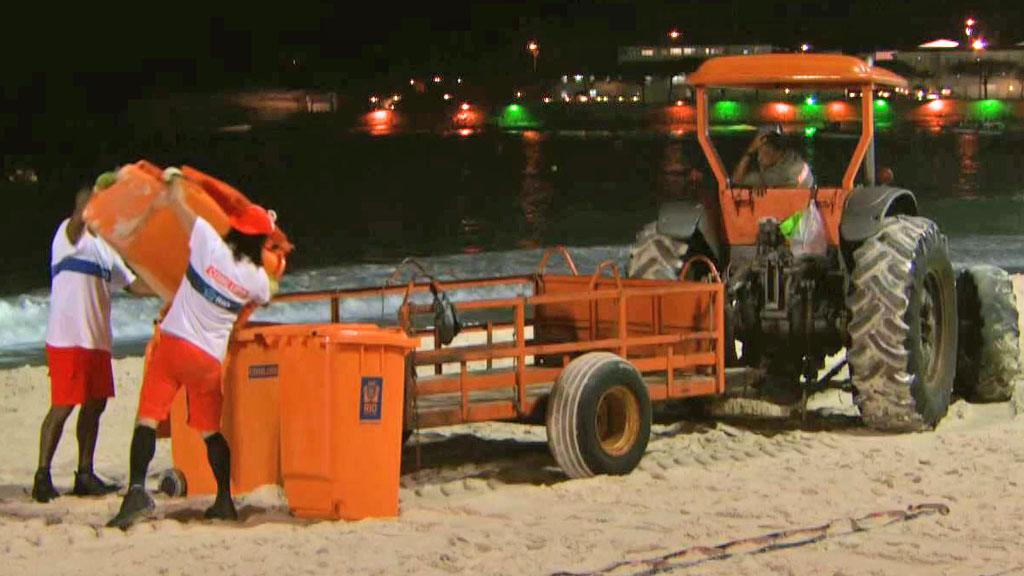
[233, 323, 419, 349]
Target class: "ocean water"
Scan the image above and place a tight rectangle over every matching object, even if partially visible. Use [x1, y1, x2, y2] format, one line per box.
[2, 126, 1022, 366]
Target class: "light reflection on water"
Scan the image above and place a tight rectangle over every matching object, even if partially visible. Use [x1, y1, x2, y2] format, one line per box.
[2, 125, 1022, 295]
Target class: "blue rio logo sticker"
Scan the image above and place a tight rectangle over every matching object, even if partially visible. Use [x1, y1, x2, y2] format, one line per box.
[360, 376, 383, 421]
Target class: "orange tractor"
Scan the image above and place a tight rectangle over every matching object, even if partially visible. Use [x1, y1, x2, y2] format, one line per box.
[627, 54, 1020, 431]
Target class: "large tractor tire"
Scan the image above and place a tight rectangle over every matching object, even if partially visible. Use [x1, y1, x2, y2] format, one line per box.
[546, 352, 652, 478]
[847, 216, 958, 432]
[955, 265, 1021, 402]
[627, 221, 688, 280]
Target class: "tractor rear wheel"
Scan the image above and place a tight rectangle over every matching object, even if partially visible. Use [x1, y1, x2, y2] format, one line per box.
[847, 216, 958, 432]
[626, 221, 688, 280]
[955, 265, 1021, 402]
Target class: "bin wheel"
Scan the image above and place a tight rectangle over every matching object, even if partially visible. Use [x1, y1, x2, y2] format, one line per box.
[158, 468, 188, 498]
[546, 352, 652, 479]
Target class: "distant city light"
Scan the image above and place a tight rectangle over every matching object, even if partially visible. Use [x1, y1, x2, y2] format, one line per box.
[928, 99, 945, 112]
[577, 95, 589, 103]
[784, 88, 791, 95]
[972, 38, 986, 50]
[542, 96, 552, 104]
[800, 43, 810, 52]
[433, 75, 442, 83]
[574, 74, 584, 82]
[941, 88, 952, 96]
[460, 102, 471, 111]
[675, 100, 684, 107]
[515, 91, 523, 99]
[919, 39, 959, 49]
[669, 29, 681, 41]
[457, 78, 463, 84]
[966, 17, 976, 27]
[527, 41, 539, 53]
[369, 96, 378, 104]
[409, 79, 416, 86]
[392, 94, 400, 102]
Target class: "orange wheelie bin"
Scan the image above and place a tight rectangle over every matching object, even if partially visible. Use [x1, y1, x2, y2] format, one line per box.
[167, 323, 287, 496]
[276, 324, 418, 520]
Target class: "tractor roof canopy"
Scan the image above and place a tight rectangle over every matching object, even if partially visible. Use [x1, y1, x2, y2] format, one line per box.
[687, 54, 907, 88]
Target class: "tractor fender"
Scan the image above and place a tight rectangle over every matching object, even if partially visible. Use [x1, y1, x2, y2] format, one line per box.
[656, 201, 722, 259]
[840, 186, 918, 243]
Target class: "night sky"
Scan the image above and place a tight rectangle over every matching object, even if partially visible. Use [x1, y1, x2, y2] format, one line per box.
[2, 1, 1022, 114]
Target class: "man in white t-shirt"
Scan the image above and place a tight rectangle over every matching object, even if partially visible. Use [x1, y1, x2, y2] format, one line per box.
[731, 129, 815, 189]
[33, 175, 152, 503]
[109, 168, 277, 529]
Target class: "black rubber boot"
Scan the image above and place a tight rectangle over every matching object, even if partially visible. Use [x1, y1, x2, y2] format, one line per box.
[31, 469, 60, 503]
[106, 485, 155, 530]
[72, 471, 121, 497]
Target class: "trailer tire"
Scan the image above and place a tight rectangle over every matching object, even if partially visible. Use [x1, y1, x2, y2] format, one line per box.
[955, 265, 1021, 402]
[848, 216, 958, 432]
[546, 352, 651, 478]
[627, 221, 689, 280]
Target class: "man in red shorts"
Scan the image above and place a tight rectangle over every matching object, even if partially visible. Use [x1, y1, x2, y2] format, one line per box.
[34, 174, 152, 503]
[108, 168, 276, 529]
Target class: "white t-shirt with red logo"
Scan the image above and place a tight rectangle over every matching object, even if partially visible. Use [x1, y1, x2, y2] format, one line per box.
[46, 219, 137, 351]
[161, 217, 271, 362]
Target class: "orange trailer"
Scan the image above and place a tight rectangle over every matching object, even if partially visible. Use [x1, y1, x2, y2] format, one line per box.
[202, 248, 726, 480]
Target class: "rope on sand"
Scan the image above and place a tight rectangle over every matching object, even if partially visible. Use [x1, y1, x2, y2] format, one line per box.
[551, 502, 950, 576]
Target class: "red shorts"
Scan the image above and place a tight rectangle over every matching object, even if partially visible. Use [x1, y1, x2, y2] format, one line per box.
[138, 331, 223, 432]
[46, 346, 115, 406]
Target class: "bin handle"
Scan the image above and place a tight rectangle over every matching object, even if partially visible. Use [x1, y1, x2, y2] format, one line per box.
[535, 246, 579, 276]
[587, 260, 623, 291]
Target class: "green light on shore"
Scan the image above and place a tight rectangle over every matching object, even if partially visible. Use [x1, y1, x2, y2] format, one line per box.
[499, 103, 537, 129]
[805, 95, 816, 106]
[972, 99, 1008, 121]
[804, 126, 817, 138]
[874, 99, 888, 108]
[712, 100, 745, 123]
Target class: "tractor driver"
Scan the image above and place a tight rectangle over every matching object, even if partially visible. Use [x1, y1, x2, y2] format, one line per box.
[731, 129, 815, 189]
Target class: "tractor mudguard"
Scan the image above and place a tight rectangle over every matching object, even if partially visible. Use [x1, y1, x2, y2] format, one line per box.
[656, 201, 722, 259]
[840, 186, 918, 243]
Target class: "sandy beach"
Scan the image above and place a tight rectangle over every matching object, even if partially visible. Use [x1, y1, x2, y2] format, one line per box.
[1, 280, 1023, 576]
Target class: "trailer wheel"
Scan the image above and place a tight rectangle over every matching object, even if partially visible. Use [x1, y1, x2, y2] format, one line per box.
[158, 468, 187, 498]
[546, 352, 651, 478]
[955, 265, 1021, 402]
[848, 216, 958, 432]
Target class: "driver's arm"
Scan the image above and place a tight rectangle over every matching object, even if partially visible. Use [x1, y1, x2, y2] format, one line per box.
[732, 134, 764, 185]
